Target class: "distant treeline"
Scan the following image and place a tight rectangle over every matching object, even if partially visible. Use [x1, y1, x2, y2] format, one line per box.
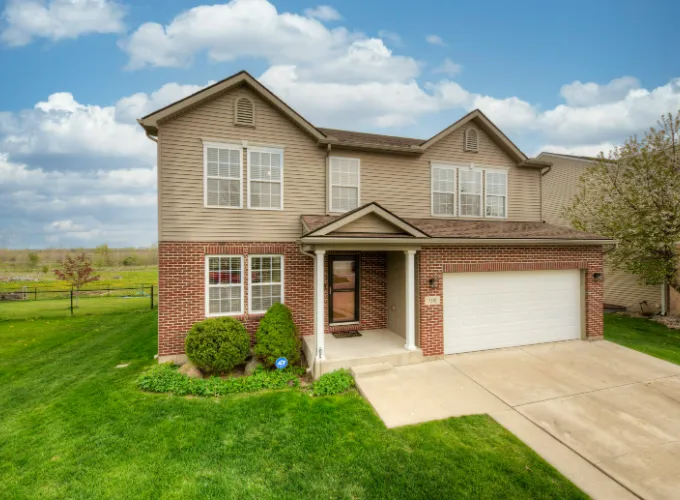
[0, 244, 158, 269]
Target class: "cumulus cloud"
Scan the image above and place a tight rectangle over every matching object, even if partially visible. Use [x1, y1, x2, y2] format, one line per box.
[303, 5, 341, 21]
[377, 30, 402, 47]
[432, 58, 462, 77]
[425, 34, 446, 46]
[560, 76, 640, 107]
[536, 143, 618, 158]
[115, 81, 213, 122]
[1, 0, 125, 46]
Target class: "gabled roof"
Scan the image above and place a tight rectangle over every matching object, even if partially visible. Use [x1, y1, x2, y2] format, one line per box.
[137, 70, 538, 164]
[302, 202, 429, 238]
[138, 71, 327, 140]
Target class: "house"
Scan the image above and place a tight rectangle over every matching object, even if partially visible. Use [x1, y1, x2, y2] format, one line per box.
[538, 151, 674, 315]
[138, 71, 612, 377]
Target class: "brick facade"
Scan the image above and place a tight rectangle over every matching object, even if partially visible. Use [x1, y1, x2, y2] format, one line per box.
[417, 245, 604, 356]
[158, 242, 603, 360]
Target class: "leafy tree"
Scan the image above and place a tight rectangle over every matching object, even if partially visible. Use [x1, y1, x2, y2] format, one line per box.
[27, 252, 40, 268]
[54, 253, 100, 307]
[94, 244, 112, 267]
[566, 111, 680, 294]
[122, 256, 138, 266]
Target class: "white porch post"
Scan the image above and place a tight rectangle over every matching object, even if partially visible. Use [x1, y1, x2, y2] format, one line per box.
[314, 249, 326, 361]
[404, 249, 417, 351]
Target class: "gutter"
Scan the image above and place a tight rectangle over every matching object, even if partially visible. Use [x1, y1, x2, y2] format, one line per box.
[299, 237, 615, 246]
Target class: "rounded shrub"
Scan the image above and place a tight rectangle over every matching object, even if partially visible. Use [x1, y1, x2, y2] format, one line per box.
[254, 303, 301, 368]
[185, 317, 250, 375]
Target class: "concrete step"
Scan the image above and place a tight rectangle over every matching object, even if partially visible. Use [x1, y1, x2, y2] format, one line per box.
[351, 362, 394, 378]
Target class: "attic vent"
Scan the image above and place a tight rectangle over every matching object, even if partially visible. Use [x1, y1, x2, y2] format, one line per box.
[235, 97, 255, 126]
[464, 128, 479, 152]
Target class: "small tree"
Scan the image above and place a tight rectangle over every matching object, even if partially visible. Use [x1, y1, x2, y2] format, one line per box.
[54, 253, 100, 307]
[565, 111, 680, 296]
[27, 252, 40, 268]
[94, 244, 112, 267]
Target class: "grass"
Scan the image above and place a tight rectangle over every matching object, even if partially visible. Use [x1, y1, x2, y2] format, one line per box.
[0, 307, 587, 499]
[0, 296, 154, 320]
[605, 313, 680, 365]
[0, 265, 158, 291]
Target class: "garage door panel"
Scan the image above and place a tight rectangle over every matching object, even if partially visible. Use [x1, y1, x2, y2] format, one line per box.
[444, 270, 582, 354]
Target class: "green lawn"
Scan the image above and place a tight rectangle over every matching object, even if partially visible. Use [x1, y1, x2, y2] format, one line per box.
[0, 296, 155, 321]
[0, 309, 586, 499]
[605, 313, 680, 365]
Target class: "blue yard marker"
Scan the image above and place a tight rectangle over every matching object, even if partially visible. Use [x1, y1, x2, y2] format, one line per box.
[275, 357, 288, 370]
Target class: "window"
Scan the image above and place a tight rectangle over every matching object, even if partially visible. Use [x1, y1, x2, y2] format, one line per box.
[459, 168, 482, 217]
[485, 170, 507, 218]
[248, 147, 283, 210]
[206, 256, 243, 316]
[431, 165, 456, 216]
[329, 157, 360, 212]
[235, 97, 255, 126]
[204, 143, 242, 208]
[249, 255, 284, 314]
[464, 128, 479, 152]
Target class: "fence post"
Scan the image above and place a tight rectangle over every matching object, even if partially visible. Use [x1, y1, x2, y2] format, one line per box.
[150, 285, 154, 310]
[34, 287, 37, 300]
[70, 289, 74, 317]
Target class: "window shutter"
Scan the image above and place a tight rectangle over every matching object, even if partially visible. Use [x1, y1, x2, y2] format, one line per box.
[235, 97, 255, 126]
[464, 128, 479, 152]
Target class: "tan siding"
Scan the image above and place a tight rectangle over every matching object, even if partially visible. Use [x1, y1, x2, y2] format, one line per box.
[158, 87, 541, 242]
[541, 153, 661, 311]
[387, 252, 406, 337]
[332, 213, 404, 234]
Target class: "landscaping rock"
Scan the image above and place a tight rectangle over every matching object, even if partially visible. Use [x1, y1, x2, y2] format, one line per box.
[244, 357, 262, 376]
[115, 363, 129, 369]
[178, 361, 203, 379]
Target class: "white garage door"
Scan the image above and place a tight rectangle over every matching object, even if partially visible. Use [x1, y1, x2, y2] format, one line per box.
[443, 270, 582, 355]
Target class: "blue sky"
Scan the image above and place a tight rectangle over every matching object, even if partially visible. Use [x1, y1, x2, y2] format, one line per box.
[1, 0, 679, 249]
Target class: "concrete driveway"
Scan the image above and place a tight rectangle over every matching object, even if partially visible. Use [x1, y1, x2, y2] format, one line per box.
[354, 340, 680, 500]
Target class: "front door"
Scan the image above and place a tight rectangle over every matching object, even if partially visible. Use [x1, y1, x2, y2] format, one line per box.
[329, 255, 360, 324]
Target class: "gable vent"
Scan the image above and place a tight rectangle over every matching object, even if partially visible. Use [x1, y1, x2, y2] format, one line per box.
[464, 128, 479, 152]
[235, 97, 255, 126]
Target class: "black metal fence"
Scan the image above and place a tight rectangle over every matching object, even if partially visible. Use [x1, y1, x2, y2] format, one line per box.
[0, 285, 156, 317]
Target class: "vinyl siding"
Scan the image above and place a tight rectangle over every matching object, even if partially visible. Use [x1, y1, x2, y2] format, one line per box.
[541, 153, 661, 311]
[332, 213, 405, 234]
[157, 85, 541, 242]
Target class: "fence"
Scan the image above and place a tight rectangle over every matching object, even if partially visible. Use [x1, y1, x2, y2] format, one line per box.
[0, 284, 157, 318]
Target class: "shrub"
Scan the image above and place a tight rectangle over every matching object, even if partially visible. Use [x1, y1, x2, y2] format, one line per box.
[311, 369, 355, 396]
[138, 363, 299, 397]
[185, 317, 250, 375]
[122, 256, 138, 266]
[254, 303, 301, 368]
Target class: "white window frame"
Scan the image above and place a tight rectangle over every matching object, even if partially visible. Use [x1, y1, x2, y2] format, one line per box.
[247, 146, 284, 211]
[205, 255, 244, 317]
[430, 163, 457, 217]
[248, 255, 285, 315]
[484, 168, 508, 219]
[458, 166, 483, 218]
[203, 141, 243, 209]
[328, 156, 361, 213]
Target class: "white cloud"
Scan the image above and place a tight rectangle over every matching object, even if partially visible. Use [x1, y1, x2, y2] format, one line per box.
[560, 76, 640, 107]
[425, 34, 446, 46]
[378, 30, 402, 47]
[303, 5, 341, 21]
[1, 0, 125, 47]
[536, 143, 618, 158]
[48, 219, 85, 232]
[432, 58, 462, 77]
[115, 81, 213, 122]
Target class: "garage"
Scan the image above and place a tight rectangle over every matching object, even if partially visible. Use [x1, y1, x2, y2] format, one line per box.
[443, 269, 582, 354]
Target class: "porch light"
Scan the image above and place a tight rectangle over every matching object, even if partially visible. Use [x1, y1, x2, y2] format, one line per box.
[593, 273, 603, 282]
[428, 277, 438, 288]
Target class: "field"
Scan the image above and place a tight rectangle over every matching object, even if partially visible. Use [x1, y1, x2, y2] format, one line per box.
[0, 304, 586, 500]
[0, 265, 158, 291]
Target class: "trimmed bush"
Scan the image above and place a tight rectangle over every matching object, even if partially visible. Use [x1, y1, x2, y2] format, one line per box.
[254, 303, 301, 368]
[138, 363, 300, 396]
[185, 317, 250, 375]
[311, 369, 355, 396]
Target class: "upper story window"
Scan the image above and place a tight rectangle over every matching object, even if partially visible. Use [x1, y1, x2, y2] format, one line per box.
[464, 128, 479, 152]
[431, 165, 456, 216]
[329, 157, 360, 212]
[206, 255, 243, 316]
[485, 170, 508, 218]
[248, 147, 283, 210]
[204, 142, 242, 209]
[235, 97, 255, 126]
[431, 163, 508, 219]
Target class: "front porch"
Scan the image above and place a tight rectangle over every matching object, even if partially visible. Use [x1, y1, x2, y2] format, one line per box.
[303, 328, 425, 376]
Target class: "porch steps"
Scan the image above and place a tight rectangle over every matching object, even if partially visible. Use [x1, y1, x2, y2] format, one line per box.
[351, 362, 394, 378]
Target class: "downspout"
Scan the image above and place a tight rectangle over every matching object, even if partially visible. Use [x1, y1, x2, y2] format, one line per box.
[325, 144, 331, 215]
[539, 164, 552, 222]
[145, 131, 158, 143]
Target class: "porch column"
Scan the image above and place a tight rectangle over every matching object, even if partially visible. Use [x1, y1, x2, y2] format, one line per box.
[404, 249, 417, 351]
[314, 249, 326, 361]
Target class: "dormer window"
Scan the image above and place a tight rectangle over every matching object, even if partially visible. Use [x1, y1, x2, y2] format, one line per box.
[235, 97, 255, 126]
[464, 128, 478, 152]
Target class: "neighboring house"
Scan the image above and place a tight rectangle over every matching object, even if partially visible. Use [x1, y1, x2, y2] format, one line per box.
[139, 71, 612, 377]
[538, 151, 668, 314]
